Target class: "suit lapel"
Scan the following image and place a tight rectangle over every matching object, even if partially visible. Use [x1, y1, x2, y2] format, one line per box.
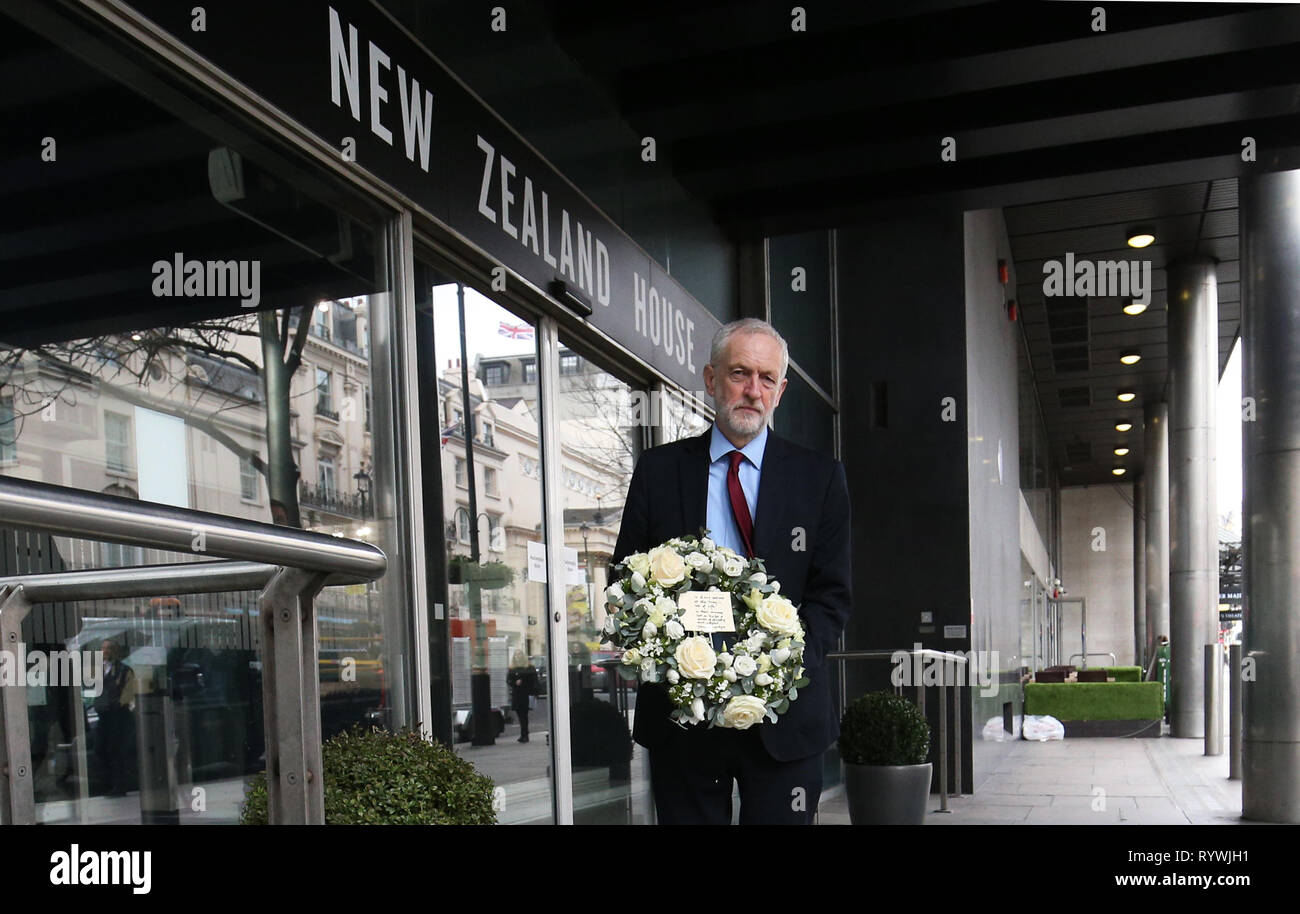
[752, 431, 787, 560]
[680, 430, 711, 537]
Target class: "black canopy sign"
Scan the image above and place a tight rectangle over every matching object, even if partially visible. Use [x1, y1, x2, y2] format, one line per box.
[121, 0, 718, 391]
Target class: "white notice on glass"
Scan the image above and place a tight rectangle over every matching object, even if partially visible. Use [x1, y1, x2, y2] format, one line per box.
[677, 591, 736, 634]
[526, 541, 547, 583]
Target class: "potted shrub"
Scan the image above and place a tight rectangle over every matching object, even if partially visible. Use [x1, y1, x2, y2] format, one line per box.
[838, 691, 932, 825]
[240, 726, 497, 824]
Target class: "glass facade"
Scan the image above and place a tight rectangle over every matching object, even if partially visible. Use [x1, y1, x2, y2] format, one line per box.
[0, 10, 411, 823]
[0, 1, 847, 826]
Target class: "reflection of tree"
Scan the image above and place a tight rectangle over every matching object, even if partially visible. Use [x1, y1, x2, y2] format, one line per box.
[558, 366, 710, 508]
[0, 308, 315, 525]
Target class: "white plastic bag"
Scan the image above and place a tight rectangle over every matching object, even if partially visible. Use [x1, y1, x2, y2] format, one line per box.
[981, 715, 1024, 742]
[1021, 714, 1065, 741]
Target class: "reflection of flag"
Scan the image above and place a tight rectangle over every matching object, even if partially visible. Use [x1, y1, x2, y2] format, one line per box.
[440, 423, 461, 446]
[498, 321, 533, 340]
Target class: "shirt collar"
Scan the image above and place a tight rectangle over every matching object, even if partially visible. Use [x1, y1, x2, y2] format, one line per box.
[709, 422, 768, 469]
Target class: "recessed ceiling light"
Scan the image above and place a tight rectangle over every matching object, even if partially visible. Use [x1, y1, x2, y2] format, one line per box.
[1115, 421, 1133, 432]
[1126, 225, 1156, 248]
[318, 301, 331, 312]
[1123, 300, 1148, 316]
[1120, 349, 1141, 365]
[1112, 466, 1127, 476]
[1114, 447, 1130, 456]
[1117, 390, 1137, 402]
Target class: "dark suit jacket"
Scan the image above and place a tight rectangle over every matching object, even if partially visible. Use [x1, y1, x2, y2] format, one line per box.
[612, 426, 853, 762]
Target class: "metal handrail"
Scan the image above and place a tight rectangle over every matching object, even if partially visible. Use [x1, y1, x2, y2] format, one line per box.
[0, 560, 368, 603]
[0, 476, 388, 825]
[829, 648, 970, 816]
[0, 476, 385, 578]
[1068, 651, 1117, 669]
[829, 649, 969, 664]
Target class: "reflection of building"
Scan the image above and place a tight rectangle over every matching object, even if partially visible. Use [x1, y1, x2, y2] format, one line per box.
[0, 302, 379, 636]
[440, 354, 633, 665]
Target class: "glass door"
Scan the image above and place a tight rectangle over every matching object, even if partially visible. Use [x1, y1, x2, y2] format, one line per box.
[551, 338, 652, 823]
[415, 259, 555, 823]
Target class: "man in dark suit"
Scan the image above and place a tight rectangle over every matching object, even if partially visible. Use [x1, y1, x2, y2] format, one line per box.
[612, 318, 852, 825]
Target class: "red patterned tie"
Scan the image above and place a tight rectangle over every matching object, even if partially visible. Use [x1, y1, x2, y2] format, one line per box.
[727, 450, 755, 558]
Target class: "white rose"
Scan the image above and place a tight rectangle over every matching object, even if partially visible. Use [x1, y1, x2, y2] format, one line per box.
[626, 553, 651, 577]
[770, 581, 780, 594]
[630, 571, 646, 591]
[691, 697, 705, 722]
[674, 636, 717, 679]
[624, 648, 641, 664]
[655, 595, 678, 617]
[642, 621, 658, 638]
[603, 615, 617, 635]
[723, 668, 737, 682]
[717, 652, 733, 668]
[771, 647, 791, 666]
[605, 583, 624, 603]
[732, 655, 757, 678]
[664, 620, 684, 640]
[749, 572, 767, 584]
[756, 595, 802, 637]
[684, 551, 712, 572]
[648, 546, 687, 586]
[746, 632, 765, 652]
[755, 672, 773, 687]
[641, 658, 656, 676]
[712, 553, 729, 572]
[701, 537, 716, 551]
[667, 669, 680, 684]
[720, 556, 745, 578]
[647, 606, 666, 627]
[721, 695, 768, 730]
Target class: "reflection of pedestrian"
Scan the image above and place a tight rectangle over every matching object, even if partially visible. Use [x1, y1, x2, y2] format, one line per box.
[508, 651, 539, 743]
[94, 640, 136, 796]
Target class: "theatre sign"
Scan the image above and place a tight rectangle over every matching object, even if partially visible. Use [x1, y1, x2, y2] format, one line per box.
[122, 0, 718, 391]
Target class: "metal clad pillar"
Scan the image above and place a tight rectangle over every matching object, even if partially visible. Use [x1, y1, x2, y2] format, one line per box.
[1143, 402, 1171, 667]
[1241, 170, 1300, 823]
[1134, 476, 1146, 666]
[1166, 258, 1219, 739]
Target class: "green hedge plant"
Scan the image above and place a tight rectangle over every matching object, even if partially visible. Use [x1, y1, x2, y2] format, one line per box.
[241, 726, 497, 824]
[839, 691, 930, 767]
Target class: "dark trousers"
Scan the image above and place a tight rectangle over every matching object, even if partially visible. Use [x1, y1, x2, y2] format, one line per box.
[648, 725, 822, 825]
[516, 708, 530, 740]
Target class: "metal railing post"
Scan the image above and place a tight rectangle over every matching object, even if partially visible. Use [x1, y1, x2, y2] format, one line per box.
[952, 679, 964, 798]
[935, 668, 950, 813]
[259, 567, 328, 825]
[0, 585, 35, 825]
[1204, 643, 1223, 756]
[1229, 643, 1242, 780]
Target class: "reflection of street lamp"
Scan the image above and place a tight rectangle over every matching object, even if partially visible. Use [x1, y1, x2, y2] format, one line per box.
[449, 501, 502, 746]
[580, 521, 594, 624]
[353, 467, 371, 518]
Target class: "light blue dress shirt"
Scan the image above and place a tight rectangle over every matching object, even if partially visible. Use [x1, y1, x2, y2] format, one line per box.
[706, 422, 767, 554]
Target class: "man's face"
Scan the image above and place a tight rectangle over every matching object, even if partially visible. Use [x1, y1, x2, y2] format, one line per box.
[101, 641, 115, 662]
[703, 331, 787, 443]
